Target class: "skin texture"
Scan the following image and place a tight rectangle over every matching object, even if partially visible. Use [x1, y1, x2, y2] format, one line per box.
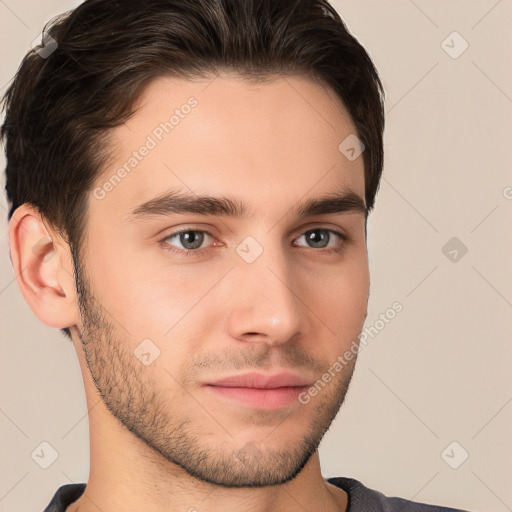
[9, 73, 370, 511]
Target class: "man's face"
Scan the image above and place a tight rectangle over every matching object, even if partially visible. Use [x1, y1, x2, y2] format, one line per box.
[75, 74, 369, 487]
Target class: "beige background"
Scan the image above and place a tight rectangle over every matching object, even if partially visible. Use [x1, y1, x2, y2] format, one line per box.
[1, 1, 511, 511]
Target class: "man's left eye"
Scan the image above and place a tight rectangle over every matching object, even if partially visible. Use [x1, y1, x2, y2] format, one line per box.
[293, 228, 345, 250]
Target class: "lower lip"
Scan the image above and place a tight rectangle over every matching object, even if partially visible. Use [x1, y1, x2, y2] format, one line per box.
[204, 385, 309, 410]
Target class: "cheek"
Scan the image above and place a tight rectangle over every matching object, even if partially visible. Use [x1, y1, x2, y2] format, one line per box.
[82, 235, 177, 338]
[89, 251, 223, 348]
[302, 254, 369, 340]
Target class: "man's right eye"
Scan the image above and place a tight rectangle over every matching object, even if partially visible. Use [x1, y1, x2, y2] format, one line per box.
[161, 229, 217, 255]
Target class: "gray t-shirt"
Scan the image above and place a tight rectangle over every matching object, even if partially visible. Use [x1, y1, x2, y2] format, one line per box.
[43, 479, 471, 511]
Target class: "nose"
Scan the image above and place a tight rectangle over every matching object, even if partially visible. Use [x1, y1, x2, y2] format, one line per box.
[225, 246, 308, 346]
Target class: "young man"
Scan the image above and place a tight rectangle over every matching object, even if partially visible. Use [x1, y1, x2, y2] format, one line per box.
[2, 0, 470, 511]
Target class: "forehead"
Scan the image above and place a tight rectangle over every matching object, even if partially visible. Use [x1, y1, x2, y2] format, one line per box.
[91, 73, 365, 220]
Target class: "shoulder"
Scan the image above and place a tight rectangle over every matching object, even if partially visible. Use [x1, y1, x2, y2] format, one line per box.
[327, 477, 471, 512]
[42, 483, 86, 512]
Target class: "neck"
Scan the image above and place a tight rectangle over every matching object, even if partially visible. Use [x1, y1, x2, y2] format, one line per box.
[68, 459, 346, 512]
[65, 401, 347, 512]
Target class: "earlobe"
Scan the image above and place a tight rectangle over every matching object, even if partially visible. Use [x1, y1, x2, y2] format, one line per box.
[8, 205, 78, 329]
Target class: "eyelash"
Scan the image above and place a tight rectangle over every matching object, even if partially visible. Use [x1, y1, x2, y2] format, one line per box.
[159, 227, 350, 256]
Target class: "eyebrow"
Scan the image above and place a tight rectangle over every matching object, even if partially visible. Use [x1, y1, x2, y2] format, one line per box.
[129, 189, 367, 221]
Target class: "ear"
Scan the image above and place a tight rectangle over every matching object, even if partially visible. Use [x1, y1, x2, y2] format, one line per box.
[8, 204, 79, 329]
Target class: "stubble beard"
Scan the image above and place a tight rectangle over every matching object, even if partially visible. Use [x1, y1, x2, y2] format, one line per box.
[74, 262, 358, 487]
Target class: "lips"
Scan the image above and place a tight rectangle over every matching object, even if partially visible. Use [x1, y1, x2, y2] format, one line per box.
[205, 371, 312, 389]
[203, 372, 313, 410]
